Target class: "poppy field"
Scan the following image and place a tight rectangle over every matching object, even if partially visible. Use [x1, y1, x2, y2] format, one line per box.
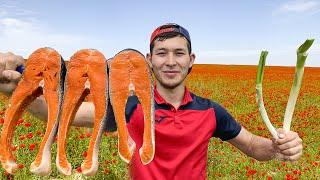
[0, 64, 319, 179]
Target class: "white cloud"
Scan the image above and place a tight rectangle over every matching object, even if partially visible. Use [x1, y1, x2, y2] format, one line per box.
[0, 17, 96, 59]
[0, 9, 7, 16]
[0, 4, 102, 59]
[282, 0, 319, 12]
[0, 2, 37, 17]
[274, 0, 320, 14]
[0, 18, 38, 32]
[197, 45, 320, 67]
[199, 49, 261, 58]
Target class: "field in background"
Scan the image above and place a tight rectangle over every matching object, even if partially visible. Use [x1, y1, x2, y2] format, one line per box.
[0, 64, 319, 179]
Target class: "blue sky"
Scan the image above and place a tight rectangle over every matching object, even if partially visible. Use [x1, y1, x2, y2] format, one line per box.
[0, 0, 319, 66]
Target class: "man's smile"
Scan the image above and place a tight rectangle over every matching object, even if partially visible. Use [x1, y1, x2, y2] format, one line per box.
[162, 70, 180, 77]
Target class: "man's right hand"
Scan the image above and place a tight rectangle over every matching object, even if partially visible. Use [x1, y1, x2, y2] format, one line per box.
[0, 52, 25, 95]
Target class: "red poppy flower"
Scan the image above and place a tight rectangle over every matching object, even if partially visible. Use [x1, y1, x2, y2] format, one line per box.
[24, 123, 31, 127]
[292, 170, 301, 175]
[104, 160, 110, 165]
[16, 118, 24, 126]
[18, 135, 25, 140]
[26, 132, 33, 139]
[79, 134, 85, 140]
[76, 166, 82, 173]
[86, 132, 91, 138]
[103, 168, 110, 174]
[29, 144, 36, 151]
[18, 164, 24, 169]
[285, 174, 296, 180]
[82, 151, 87, 158]
[312, 161, 319, 166]
[0, 118, 4, 124]
[20, 144, 26, 148]
[247, 169, 257, 176]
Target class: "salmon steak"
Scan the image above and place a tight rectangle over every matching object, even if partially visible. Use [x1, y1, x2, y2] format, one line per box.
[0, 47, 66, 175]
[108, 49, 155, 165]
[56, 49, 108, 176]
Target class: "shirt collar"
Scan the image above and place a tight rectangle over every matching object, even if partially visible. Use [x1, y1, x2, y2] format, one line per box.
[154, 86, 193, 106]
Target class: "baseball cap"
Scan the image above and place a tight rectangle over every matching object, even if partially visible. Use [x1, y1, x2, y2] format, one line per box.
[150, 23, 191, 49]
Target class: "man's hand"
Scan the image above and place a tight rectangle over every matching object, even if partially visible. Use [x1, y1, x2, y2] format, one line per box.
[273, 128, 303, 162]
[0, 52, 25, 95]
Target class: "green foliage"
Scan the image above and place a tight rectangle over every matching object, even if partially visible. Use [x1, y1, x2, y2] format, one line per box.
[1, 64, 320, 179]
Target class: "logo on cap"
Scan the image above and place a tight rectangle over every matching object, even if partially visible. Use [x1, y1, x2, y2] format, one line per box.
[150, 23, 191, 48]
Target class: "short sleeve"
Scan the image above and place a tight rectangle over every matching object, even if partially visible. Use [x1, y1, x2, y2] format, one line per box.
[212, 102, 242, 141]
[104, 99, 117, 132]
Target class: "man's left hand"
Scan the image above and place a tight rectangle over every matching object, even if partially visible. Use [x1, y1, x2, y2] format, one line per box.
[273, 128, 303, 162]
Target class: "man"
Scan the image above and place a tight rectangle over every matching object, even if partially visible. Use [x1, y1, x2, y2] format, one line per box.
[0, 23, 302, 179]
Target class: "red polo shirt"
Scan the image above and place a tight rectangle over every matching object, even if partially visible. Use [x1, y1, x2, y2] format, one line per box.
[122, 87, 241, 180]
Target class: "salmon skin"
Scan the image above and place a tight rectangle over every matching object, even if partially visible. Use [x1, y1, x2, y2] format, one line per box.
[0, 47, 66, 175]
[108, 49, 155, 165]
[56, 49, 108, 176]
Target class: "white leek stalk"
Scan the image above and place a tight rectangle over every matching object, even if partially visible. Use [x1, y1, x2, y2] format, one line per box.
[256, 39, 314, 138]
[283, 39, 314, 132]
[256, 51, 278, 138]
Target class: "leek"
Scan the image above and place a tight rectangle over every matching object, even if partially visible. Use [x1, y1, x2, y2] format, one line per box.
[283, 39, 314, 132]
[256, 39, 314, 138]
[256, 51, 278, 138]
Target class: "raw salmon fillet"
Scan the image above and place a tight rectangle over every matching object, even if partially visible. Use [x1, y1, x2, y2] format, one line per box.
[0, 47, 66, 175]
[108, 49, 155, 165]
[56, 49, 108, 176]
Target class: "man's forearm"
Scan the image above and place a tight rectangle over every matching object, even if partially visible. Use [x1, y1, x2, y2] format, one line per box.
[28, 96, 48, 121]
[28, 95, 94, 128]
[246, 135, 276, 161]
[228, 128, 276, 161]
[71, 102, 95, 127]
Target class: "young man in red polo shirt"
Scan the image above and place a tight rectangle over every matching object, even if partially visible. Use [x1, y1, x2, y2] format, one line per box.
[0, 23, 302, 179]
[123, 23, 303, 179]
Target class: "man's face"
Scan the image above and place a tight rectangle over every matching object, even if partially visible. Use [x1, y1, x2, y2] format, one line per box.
[147, 36, 195, 89]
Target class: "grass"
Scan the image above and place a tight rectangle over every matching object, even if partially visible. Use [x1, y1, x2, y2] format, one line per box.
[1, 64, 320, 179]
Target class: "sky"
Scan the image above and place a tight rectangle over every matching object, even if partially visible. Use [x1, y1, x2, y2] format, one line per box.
[0, 0, 319, 67]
